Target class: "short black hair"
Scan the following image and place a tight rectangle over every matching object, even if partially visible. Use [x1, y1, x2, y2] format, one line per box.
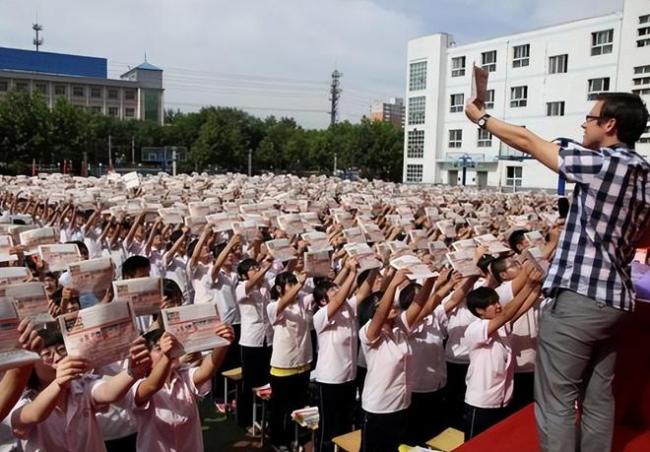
[162, 278, 183, 301]
[270, 272, 298, 300]
[237, 258, 260, 280]
[489, 256, 510, 283]
[466, 287, 500, 318]
[142, 328, 165, 350]
[66, 240, 89, 258]
[508, 229, 529, 254]
[398, 283, 421, 311]
[357, 291, 383, 327]
[313, 280, 337, 305]
[121, 255, 150, 279]
[596, 93, 649, 148]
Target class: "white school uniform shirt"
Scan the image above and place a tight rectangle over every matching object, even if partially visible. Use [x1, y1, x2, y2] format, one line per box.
[127, 366, 210, 452]
[359, 312, 413, 414]
[189, 262, 212, 304]
[94, 360, 137, 442]
[267, 294, 313, 369]
[495, 281, 541, 373]
[11, 376, 108, 452]
[313, 296, 358, 384]
[444, 300, 478, 365]
[236, 281, 274, 347]
[409, 304, 449, 393]
[162, 254, 192, 304]
[213, 269, 241, 325]
[462, 319, 514, 409]
[60, 226, 84, 244]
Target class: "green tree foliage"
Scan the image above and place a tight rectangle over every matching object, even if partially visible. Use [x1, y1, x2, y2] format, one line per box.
[0, 92, 404, 181]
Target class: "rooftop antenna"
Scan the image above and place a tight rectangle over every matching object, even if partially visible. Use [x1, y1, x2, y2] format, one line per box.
[32, 13, 43, 51]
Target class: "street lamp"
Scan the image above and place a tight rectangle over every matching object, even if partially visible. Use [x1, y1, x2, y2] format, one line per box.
[457, 153, 474, 186]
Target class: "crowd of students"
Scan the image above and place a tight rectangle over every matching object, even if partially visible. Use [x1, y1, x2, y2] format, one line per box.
[0, 176, 599, 452]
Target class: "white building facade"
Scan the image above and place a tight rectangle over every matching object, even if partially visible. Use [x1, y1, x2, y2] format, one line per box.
[403, 0, 650, 190]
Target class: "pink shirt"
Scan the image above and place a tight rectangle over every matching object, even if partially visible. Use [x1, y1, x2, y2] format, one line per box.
[11, 376, 108, 452]
[127, 366, 210, 452]
[462, 319, 514, 409]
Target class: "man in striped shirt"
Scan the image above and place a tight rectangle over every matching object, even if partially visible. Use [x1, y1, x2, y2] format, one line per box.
[466, 92, 650, 452]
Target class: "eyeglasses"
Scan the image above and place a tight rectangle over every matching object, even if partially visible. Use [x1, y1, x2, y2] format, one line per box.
[585, 115, 603, 123]
[40, 344, 68, 361]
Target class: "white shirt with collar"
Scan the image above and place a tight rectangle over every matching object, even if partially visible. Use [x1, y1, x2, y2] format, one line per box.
[462, 319, 514, 409]
[213, 269, 241, 325]
[409, 304, 449, 393]
[127, 366, 210, 452]
[359, 312, 413, 414]
[236, 281, 274, 347]
[313, 296, 358, 384]
[267, 294, 313, 369]
[11, 376, 108, 452]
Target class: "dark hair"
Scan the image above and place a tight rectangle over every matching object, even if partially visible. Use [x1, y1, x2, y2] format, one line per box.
[313, 280, 338, 305]
[142, 328, 165, 350]
[12, 219, 26, 225]
[398, 283, 421, 311]
[356, 269, 373, 287]
[163, 278, 183, 301]
[508, 229, 529, 254]
[166, 230, 184, 252]
[186, 238, 199, 258]
[270, 272, 298, 300]
[121, 255, 150, 279]
[237, 258, 260, 280]
[50, 287, 63, 306]
[466, 287, 500, 317]
[211, 241, 228, 259]
[489, 256, 510, 284]
[477, 254, 497, 274]
[596, 93, 649, 148]
[66, 240, 89, 259]
[357, 291, 383, 327]
[43, 271, 58, 281]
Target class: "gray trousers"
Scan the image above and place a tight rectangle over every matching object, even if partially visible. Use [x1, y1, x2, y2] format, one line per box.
[534, 289, 628, 452]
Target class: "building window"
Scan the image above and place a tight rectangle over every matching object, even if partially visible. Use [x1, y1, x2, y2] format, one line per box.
[125, 107, 135, 118]
[15, 81, 29, 92]
[638, 38, 650, 47]
[89, 106, 102, 114]
[34, 83, 47, 94]
[405, 164, 423, 183]
[639, 125, 650, 143]
[449, 129, 462, 148]
[409, 61, 427, 91]
[485, 90, 495, 110]
[108, 107, 119, 117]
[506, 166, 523, 187]
[477, 129, 492, 147]
[588, 77, 610, 100]
[547, 101, 565, 116]
[510, 86, 528, 107]
[641, 15, 650, 24]
[549, 54, 568, 74]
[512, 44, 530, 68]
[406, 129, 425, 158]
[634, 77, 650, 86]
[633, 88, 650, 95]
[408, 96, 426, 125]
[639, 27, 650, 36]
[54, 85, 66, 96]
[450, 93, 464, 113]
[451, 56, 466, 77]
[591, 29, 613, 55]
[124, 89, 136, 101]
[0, 80, 7, 92]
[635, 65, 650, 75]
[72, 85, 85, 97]
[90, 87, 102, 98]
[482, 50, 497, 72]
[107, 88, 119, 100]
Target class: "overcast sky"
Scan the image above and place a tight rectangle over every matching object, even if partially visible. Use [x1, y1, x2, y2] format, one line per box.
[2, 0, 621, 129]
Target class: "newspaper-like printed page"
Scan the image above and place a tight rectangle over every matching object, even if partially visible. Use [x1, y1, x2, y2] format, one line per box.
[343, 227, 366, 245]
[277, 214, 305, 236]
[302, 231, 332, 252]
[0, 282, 53, 324]
[471, 64, 489, 104]
[390, 255, 437, 280]
[39, 243, 82, 272]
[358, 222, 384, 243]
[0, 235, 13, 256]
[524, 246, 550, 277]
[0, 298, 40, 372]
[428, 241, 449, 268]
[524, 231, 546, 249]
[161, 303, 229, 357]
[474, 234, 511, 255]
[0, 267, 31, 288]
[304, 250, 331, 277]
[266, 239, 297, 262]
[59, 301, 139, 369]
[19, 227, 58, 251]
[408, 230, 429, 251]
[344, 243, 381, 271]
[113, 276, 163, 316]
[446, 249, 482, 277]
[206, 213, 239, 232]
[232, 221, 259, 242]
[452, 239, 477, 252]
[122, 171, 141, 190]
[67, 257, 114, 295]
[437, 220, 456, 238]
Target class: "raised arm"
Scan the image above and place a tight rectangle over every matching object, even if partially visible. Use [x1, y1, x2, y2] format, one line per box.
[403, 275, 435, 328]
[162, 226, 190, 267]
[245, 257, 274, 293]
[365, 268, 409, 343]
[144, 218, 163, 255]
[276, 273, 308, 315]
[124, 212, 145, 248]
[210, 234, 240, 282]
[192, 325, 235, 388]
[354, 267, 378, 306]
[189, 227, 212, 271]
[326, 259, 358, 318]
[134, 333, 175, 406]
[443, 274, 480, 315]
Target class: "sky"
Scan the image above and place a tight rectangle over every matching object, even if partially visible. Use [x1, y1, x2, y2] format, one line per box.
[1, 0, 622, 129]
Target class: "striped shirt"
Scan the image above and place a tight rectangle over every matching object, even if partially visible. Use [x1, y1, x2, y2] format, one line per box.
[543, 139, 650, 311]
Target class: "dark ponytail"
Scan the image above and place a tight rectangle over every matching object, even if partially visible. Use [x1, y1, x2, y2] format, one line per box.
[270, 272, 298, 300]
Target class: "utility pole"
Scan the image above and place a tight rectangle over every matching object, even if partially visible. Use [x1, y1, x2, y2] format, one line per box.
[32, 21, 43, 52]
[329, 70, 342, 126]
[333, 153, 337, 175]
[131, 136, 135, 164]
[172, 148, 177, 176]
[248, 148, 252, 177]
[108, 135, 113, 171]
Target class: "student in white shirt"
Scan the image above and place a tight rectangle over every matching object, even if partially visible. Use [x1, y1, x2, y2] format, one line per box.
[127, 325, 234, 452]
[358, 268, 423, 452]
[266, 271, 310, 449]
[235, 256, 274, 429]
[161, 228, 192, 304]
[461, 263, 542, 439]
[10, 331, 152, 452]
[312, 260, 375, 452]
